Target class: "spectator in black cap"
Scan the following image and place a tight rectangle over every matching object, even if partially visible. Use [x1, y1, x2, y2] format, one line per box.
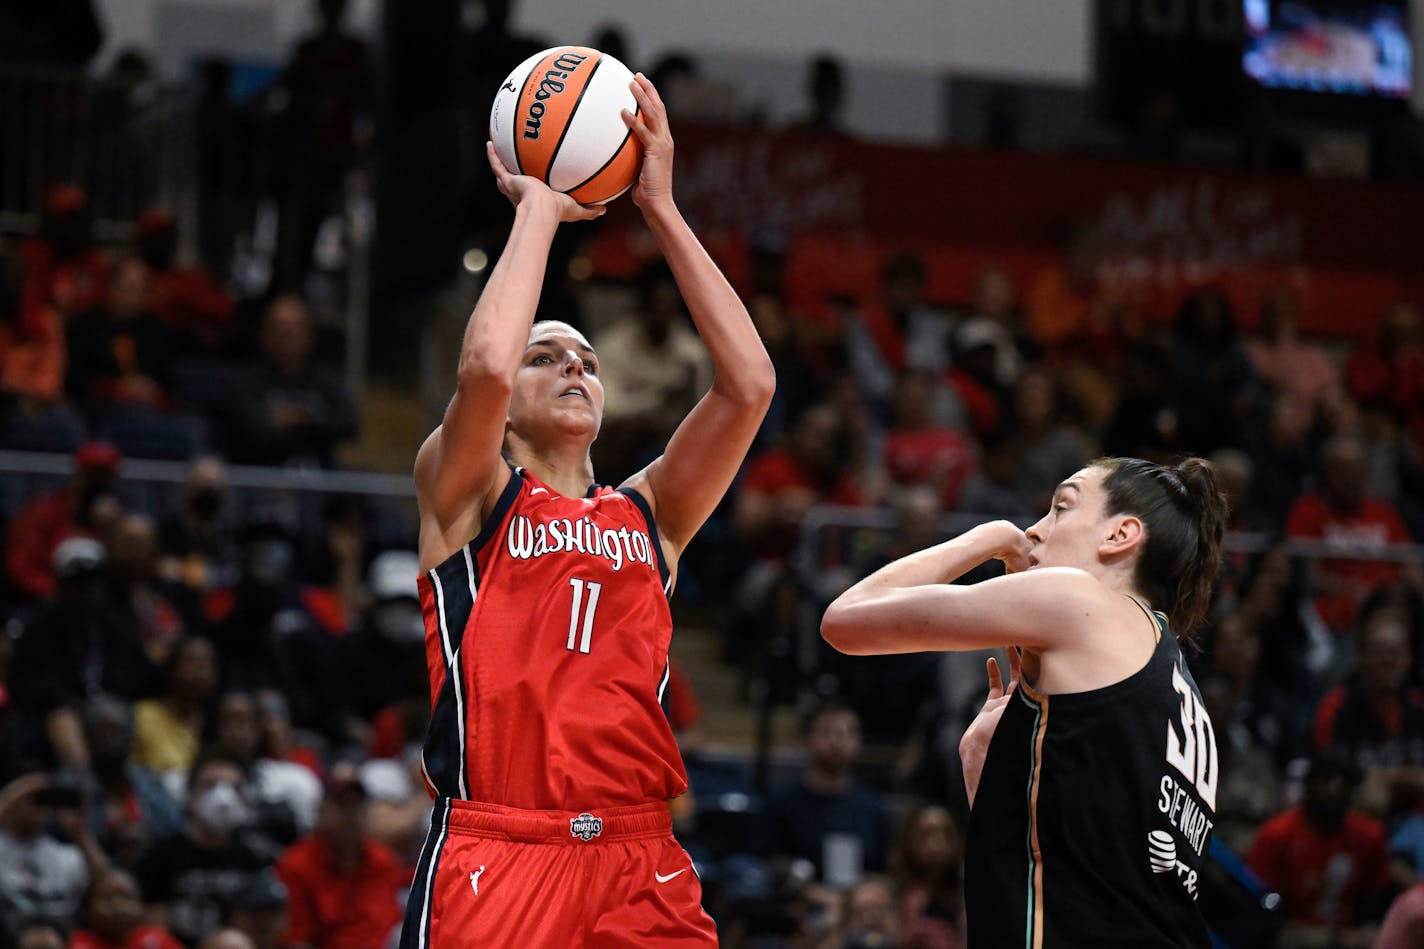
[226, 870, 289, 949]
[11, 538, 157, 767]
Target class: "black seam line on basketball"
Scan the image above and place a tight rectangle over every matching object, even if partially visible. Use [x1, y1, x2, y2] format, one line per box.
[546, 54, 603, 186]
[566, 101, 639, 197]
[511, 54, 546, 177]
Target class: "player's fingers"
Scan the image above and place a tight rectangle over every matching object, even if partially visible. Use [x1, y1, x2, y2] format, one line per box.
[985, 657, 1003, 697]
[635, 72, 668, 118]
[486, 142, 513, 183]
[629, 76, 665, 134]
[620, 108, 653, 145]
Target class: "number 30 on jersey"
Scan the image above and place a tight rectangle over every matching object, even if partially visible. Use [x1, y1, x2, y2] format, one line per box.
[1165, 664, 1218, 809]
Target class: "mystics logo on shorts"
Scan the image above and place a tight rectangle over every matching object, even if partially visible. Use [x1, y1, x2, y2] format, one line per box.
[570, 813, 603, 840]
[523, 51, 589, 141]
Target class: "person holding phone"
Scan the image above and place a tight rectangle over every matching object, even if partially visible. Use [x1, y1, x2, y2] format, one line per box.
[0, 772, 109, 941]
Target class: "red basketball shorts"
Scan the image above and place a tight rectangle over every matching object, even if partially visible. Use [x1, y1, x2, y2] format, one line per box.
[398, 798, 718, 947]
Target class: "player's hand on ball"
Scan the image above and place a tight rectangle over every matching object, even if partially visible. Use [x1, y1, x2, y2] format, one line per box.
[622, 73, 674, 210]
[486, 142, 605, 223]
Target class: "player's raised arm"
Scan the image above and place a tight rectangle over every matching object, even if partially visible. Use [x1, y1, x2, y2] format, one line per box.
[820, 520, 1106, 654]
[617, 74, 776, 556]
[415, 146, 603, 551]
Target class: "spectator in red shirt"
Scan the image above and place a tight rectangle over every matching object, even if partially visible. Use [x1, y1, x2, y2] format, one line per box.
[274, 762, 404, 949]
[884, 372, 975, 510]
[1286, 433, 1413, 633]
[1245, 287, 1341, 419]
[730, 402, 870, 691]
[1247, 752, 1389, 945]
[1314, 607, 1424, 816]
[65, 258, 175, 413]
[735, 402, 865, 563]
[19, 184, 110, 319]
[5, 440, 121, 601]
[1345, 301, 1424, 427]
[134, 208, 234, 354]
[69, 868, 184, 949]
[842, 252, 952, 412]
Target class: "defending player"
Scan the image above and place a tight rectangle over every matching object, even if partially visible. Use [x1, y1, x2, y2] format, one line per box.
[398, 74, 773, 947]
[822, 457, 1227, 947]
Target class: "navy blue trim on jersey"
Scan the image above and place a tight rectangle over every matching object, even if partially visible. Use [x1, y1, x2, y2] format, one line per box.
[420, 474, 520, 801]
[618, 486, 675, 725]
[422, 664, 467, 799]
[418, 466, 524, 586]
[617, 486, 672, 594]
[657, 655, 673, 722]
[398, 799, 451, 949]
[471, 466, 525, 554]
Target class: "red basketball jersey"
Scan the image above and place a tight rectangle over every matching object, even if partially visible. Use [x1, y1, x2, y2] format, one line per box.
[416, 467, 687, 810]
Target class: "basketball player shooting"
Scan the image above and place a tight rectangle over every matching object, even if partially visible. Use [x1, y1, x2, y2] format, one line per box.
[822, 458, 1228, 947]
[398, 74, 773, 948]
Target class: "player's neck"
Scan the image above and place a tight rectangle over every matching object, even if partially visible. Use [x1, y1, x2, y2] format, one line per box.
[507, 440, 596, 498]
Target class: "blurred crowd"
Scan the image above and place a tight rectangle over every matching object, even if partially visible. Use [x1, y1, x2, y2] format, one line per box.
[2, 2, 1424, 949]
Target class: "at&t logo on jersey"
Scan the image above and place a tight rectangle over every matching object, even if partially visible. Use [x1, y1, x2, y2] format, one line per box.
[506, 513, 656, 573]
[570, 813, 603, 840]
[1146, 829, 1199, 898]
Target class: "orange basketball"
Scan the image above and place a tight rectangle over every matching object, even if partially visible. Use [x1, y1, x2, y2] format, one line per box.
[489, 46, 643, 205]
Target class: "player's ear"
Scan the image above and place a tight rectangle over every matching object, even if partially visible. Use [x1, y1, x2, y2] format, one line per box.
[1100, 515, 1143, 558]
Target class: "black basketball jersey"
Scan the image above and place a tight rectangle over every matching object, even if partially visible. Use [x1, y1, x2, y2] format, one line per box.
[964, 601, 1218, 948]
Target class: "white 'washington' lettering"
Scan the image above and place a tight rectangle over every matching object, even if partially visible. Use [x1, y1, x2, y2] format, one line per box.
[506, 514, 654, 573]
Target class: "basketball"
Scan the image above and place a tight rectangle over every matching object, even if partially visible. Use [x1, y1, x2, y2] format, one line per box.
[489, 46, 643, 205]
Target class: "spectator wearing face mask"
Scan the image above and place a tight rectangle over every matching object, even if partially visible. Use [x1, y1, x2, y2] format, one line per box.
[157, 456, 240, 630]
[137, 754, 278, 947]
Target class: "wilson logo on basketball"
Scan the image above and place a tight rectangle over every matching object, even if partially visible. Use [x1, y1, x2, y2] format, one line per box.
[490, 45, 642, 204]
[523, 52, 589, 141]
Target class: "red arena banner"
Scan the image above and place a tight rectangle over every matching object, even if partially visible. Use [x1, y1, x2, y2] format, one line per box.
[586, 126, 1424, 338]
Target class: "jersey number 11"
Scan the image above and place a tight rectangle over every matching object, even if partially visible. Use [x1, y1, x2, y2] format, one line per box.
[567, 577, 602, 654]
